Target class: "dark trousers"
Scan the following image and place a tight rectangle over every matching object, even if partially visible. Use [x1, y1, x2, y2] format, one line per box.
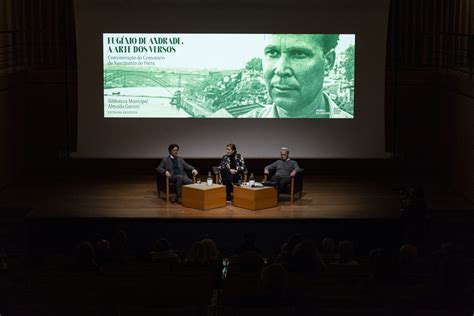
[271, 175, 291, 195]
[170, 174, 193, 199]
[221, 169, 240, 200]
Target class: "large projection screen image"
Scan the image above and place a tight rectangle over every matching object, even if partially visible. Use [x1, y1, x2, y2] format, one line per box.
[75, 0, 389, 158]
[104, 34, 355, 119]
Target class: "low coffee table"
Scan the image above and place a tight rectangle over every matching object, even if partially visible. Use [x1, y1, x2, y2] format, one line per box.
[233, 186, 278, 211]
[182, 183, 226, 210]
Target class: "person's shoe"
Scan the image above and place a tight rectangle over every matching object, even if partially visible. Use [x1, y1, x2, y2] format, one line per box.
[170, 197, 177, 203]
[176, 198, 183, 204]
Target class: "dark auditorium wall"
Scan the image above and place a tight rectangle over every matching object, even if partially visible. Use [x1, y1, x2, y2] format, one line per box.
[0, 0, 28, 189]
[438, 75, 474, 203]
[0, 71, 28, 190]
[0, 0, 473, 202]
[385, 70, 474, 203]
[24, 70, 77, 165]
[0, 0, 77, 189]
[385, 0, 474, 202]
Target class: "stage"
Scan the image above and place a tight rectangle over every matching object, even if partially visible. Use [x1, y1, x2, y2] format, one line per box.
[1, 174, 470, 221]
[0, 174, 471, 255]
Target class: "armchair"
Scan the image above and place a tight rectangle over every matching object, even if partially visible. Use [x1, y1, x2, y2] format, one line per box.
[264, 169, 304, 203]
[156, 171, 196, 203]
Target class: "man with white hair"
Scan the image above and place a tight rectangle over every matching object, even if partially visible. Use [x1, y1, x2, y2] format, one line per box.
[264, 147, 302, 195]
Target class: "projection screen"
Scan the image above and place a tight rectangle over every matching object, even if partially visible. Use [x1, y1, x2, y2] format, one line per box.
[103, 33, 355, 119]
[74, 0, 389, 158]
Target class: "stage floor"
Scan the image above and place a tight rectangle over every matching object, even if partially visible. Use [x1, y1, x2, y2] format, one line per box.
[1, 175, 471, 220]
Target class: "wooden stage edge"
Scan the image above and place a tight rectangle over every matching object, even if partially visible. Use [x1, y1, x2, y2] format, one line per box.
[1, 175, 471, 221]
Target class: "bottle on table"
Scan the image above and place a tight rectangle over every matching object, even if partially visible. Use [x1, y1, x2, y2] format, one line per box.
[207, 172, 213, 186]
[249, 173, 255, 187]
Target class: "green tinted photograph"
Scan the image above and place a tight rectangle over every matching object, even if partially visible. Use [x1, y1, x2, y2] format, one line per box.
[103, 34, 355, 118]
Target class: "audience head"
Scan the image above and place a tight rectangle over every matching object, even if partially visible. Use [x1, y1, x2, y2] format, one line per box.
[201, 238, 218, 261]
[155, 238, 171, 252]
[293, 240, 320, 260]
[95, 239, 111, 252]
[283, 233, 303, 258]
[321, 237, 336, 254]
[338, 240, 357, 264]
[187, 241, 209, 265]
[290, 240, 325, 275]
[199, 234, 211, 241]
[77, 242, 95, 260]
[94, 239, 111, 266]
[399, 243, 418, 265]
[75, 242, 99, 271]
[150, 238, 180, 264]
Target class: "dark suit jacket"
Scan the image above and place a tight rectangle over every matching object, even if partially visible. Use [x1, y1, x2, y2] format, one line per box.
[156, 156, 195, 176]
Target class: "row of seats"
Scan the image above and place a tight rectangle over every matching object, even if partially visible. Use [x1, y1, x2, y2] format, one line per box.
[2, 256, 473, 316]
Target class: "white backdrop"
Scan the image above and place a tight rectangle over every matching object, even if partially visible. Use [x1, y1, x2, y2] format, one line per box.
[74, 0, 390, 158]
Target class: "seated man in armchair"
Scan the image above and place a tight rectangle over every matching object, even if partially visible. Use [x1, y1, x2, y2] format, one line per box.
[264, 147, 302, 196]
[156, 144, 198, 203]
